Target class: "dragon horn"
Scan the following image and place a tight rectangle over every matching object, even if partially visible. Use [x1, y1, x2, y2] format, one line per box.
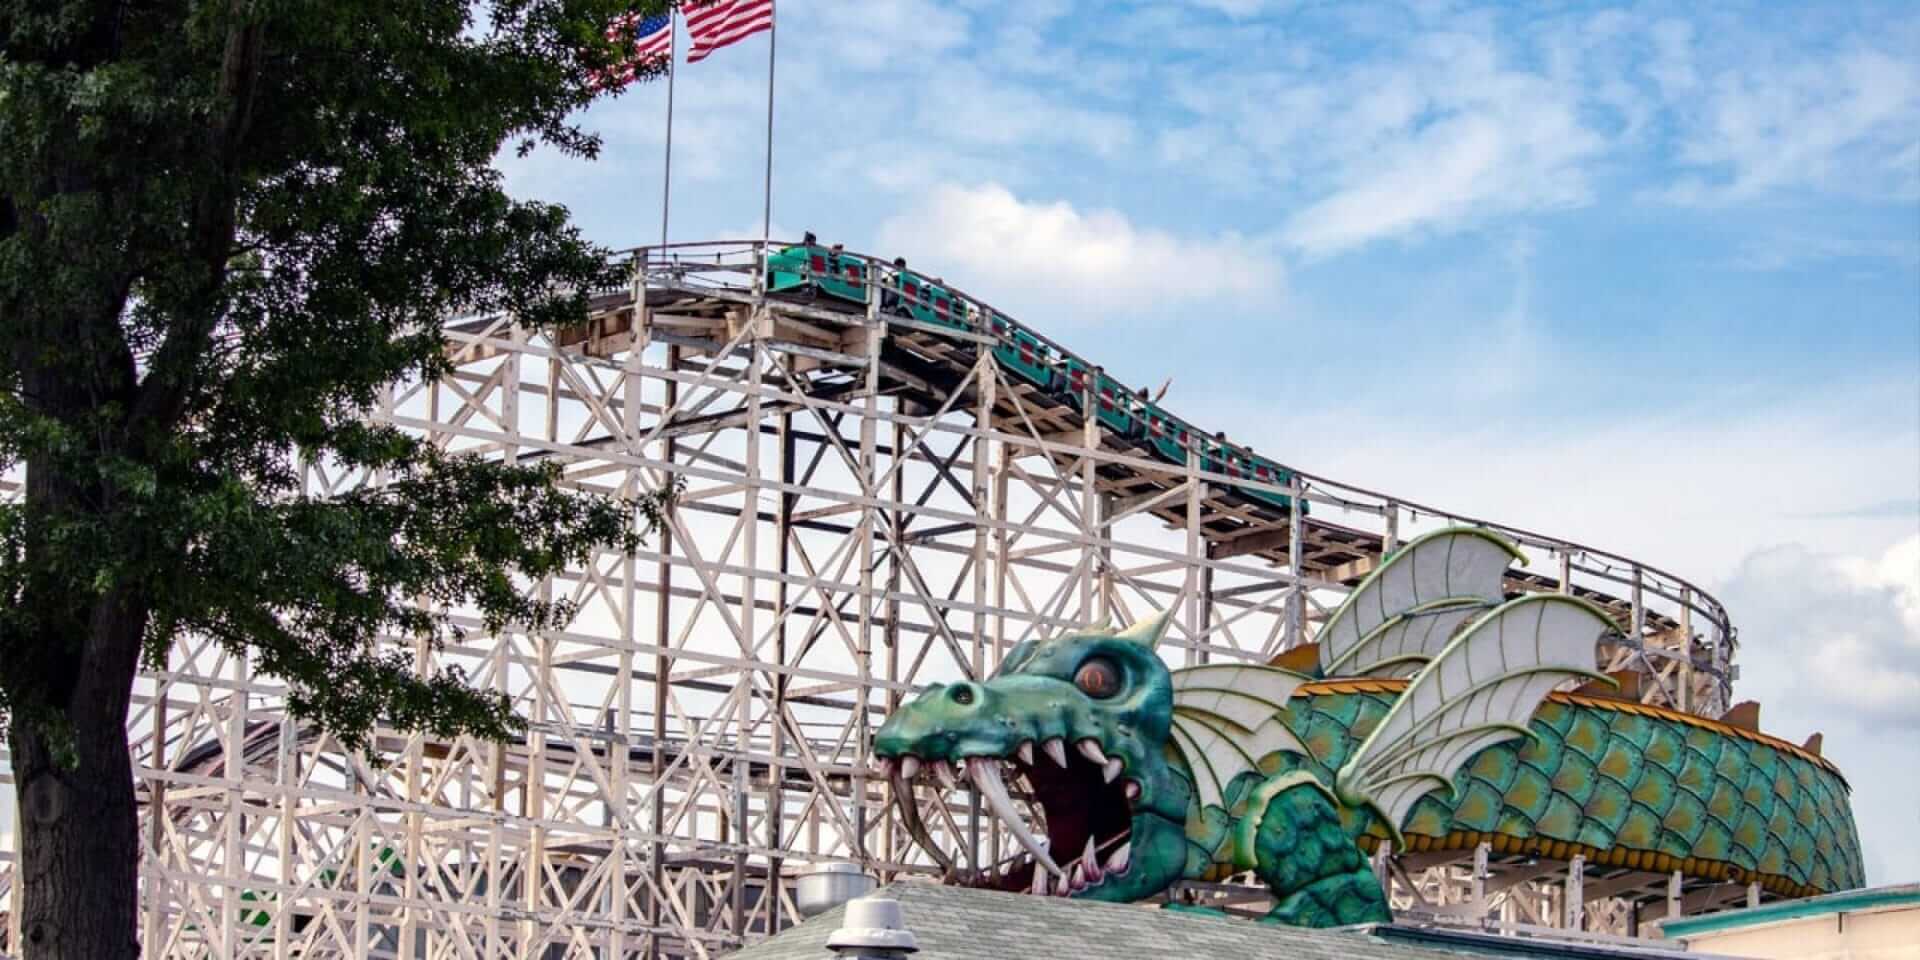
[1114, 606, 1176, 648]
[1044, 611, 1111, 646]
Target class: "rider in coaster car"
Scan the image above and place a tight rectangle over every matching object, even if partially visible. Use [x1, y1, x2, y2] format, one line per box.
[882, 256, 910, 316]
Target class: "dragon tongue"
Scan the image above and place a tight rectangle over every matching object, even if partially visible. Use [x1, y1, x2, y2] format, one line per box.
[970, 758, 1065, 880]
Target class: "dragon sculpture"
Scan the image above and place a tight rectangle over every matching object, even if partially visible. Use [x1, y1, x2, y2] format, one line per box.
[872, 528, 1863, 926]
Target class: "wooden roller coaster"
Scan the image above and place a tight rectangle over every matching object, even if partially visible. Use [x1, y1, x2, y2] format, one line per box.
[0, 240, 1832, 958]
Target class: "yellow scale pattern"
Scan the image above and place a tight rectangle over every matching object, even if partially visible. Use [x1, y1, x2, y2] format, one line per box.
[1267, 680, 1863, 898]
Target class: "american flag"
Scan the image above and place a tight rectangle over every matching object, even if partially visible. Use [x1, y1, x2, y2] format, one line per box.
[685, 0, 774, 64]
[630, 12, 674, 62]
[597, 10, 673, 88]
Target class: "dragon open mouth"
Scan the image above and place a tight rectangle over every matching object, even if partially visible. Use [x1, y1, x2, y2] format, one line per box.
[878, 737, 1138, 897]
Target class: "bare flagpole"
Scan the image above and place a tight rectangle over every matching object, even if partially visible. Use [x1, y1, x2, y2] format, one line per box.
[760, 2, 776, 244]
[660, 6, 678, 247]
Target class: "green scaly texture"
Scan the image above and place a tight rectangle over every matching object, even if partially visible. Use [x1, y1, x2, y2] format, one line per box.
[1277, 687, 1863, 896]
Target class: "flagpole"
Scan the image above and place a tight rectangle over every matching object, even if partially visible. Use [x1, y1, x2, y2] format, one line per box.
[760, 4, 776, 245]
[660, 7, 678, 248]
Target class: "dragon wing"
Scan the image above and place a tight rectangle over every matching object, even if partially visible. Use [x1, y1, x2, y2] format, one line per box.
[1334, 594, 1618, 843]
[1318, 528, 1522, 677]
[1167, 664, 1311, 811]
[1342, 597, 1493, 679]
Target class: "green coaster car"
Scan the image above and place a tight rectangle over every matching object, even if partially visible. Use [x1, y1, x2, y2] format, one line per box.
[766, 243, 868, 305]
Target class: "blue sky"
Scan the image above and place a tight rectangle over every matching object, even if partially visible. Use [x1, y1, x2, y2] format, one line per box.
[502, 0, 1920, 883]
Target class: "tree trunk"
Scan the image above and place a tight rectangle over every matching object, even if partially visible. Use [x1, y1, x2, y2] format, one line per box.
[9, 458, 147, 960]
[9, 707, 141, 960]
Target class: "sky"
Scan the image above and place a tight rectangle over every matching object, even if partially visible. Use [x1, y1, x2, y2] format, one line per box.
[498, 0, 1920, 885]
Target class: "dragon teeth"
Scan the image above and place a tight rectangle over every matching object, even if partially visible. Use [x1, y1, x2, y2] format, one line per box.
[1124, 780, 1141, 801]
[971, 758, 1065, 880]
[1105, 842, 1131, 875]
[1080, 836, 1101, 882]
[933, 760, 959, 790]
[1017, 741, 1035, 766]
[899, 756, 920, 781]
[875, 756, 894, 779]
[890, 781, 957, 876]
[1043, 738, 1069, 767]
[1077, 739, 1107, 766]
[1102, 757, 1123, 783]
[1070, 861, 1087, 890]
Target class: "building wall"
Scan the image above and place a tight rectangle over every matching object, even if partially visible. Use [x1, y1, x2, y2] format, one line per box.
[1667, 904, 1919, 960]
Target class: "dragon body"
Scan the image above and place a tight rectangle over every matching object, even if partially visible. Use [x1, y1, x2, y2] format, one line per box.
[872, 529, 1863, 926]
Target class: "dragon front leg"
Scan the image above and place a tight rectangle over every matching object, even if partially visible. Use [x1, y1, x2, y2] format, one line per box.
[1239, 773, 1391, 927]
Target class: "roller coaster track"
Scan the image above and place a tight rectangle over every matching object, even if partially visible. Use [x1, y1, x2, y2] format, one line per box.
[562, 240, 1739, 715]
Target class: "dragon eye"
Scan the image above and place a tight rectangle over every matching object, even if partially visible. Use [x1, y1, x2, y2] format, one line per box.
[1074, 657, 1121, 699]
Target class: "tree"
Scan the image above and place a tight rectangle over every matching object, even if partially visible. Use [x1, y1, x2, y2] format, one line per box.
[0, 3, 671, 956]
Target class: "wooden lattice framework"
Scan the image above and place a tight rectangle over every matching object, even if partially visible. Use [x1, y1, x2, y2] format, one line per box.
[0, 241, 1751, 956]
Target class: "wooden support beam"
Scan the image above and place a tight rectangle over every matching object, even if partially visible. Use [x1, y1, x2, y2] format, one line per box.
[1211, 525, 1294, 561]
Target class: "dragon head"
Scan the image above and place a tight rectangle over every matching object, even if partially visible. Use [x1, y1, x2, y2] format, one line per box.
[872, 610, 1193, 901]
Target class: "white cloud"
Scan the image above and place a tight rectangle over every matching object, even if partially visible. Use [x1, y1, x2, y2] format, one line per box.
[1725, 537, 1920, 730]
[911, 65, 1137, 159]
[1645, 18, 1699, 100]
[807, 0, 969, 72]
[1726, 228, 1920, 273]
[1153, 125, 1261, 191]
[1193, 378, 1920, 588]
[1144, 6, 1920, 253]
[1276, 31, 1605, 255]
[1657, 41, 1920, 204]
[1281, 101, 1598, 255]
[1152, 24, 1611, 256]
[1447, 227, 1546, 400]
[874, 182, 1281, 324]
[1180, 0, 1290, 18]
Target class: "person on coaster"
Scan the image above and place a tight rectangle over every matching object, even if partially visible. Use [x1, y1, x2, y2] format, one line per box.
[882, 256, 910, 317]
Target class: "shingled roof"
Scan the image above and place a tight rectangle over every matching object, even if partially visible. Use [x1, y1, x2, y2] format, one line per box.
[730, 881, 1468, 960]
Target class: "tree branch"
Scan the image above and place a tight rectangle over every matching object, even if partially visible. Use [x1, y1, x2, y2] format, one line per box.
[127, 3, 265, 438]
